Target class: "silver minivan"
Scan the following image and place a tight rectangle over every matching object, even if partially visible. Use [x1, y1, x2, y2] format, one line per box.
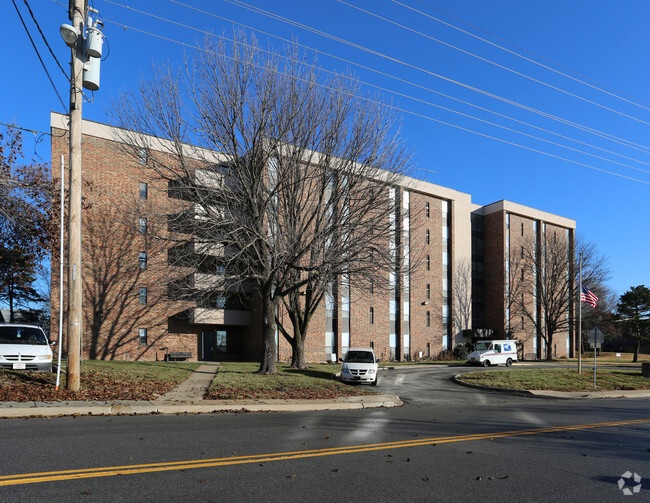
[0, 324, 54, 372]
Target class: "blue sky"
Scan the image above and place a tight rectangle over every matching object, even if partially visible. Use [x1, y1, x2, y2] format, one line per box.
[2, 0, 649, 299]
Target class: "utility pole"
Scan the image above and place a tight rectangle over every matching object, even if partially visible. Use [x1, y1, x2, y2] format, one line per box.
[66, 0, 84, 392]
[60, 0, 104, 391]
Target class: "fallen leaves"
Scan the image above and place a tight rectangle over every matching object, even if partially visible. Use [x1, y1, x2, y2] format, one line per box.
[0, 369, 178, 402]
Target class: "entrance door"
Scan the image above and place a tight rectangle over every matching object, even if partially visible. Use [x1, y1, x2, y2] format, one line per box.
[202, 330, 228, 361]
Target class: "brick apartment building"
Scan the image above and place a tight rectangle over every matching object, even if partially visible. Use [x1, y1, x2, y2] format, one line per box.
[50, 112, 576, 362]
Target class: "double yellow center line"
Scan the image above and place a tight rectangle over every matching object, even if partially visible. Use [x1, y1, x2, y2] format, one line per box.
[1, 418, 648, 487]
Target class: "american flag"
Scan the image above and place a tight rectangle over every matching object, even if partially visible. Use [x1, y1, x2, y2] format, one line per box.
[580, 285, 598, 308]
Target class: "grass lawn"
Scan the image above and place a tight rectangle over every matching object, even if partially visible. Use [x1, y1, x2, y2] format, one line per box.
[458, 368, 650, 392]
[205, 362, 374, 400]
[0, 360, 199, 402]
[564, 352, 650, 364]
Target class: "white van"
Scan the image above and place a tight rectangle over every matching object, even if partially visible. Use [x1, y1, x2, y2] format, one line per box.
[466, 340, 517, 367]
[0, 324, 54, 372]
[339, 348, 380, 385]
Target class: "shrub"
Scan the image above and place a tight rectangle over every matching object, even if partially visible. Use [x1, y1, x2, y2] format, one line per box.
[453, 343, 468, 360]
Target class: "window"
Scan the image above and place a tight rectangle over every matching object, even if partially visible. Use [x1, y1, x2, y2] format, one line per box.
[521, 222, 524, 236]
[521, 246, 524, 259]
[426, 311, 430, 327]
[370, 307, 374, 324]
[426, 229, 430, 245]
[425, 202, 430, 218]
[426, 255, 430, 271]
[426, 283, 430, 299]
[370, 278, 374, 295]
[139, 182, 148, 199]
[216, 296, 227, 309]
[139, 252, 147, 270]
[139, 287, 147, 305]
[216, 265, 225, 275]
[138, 328, 147, 346]
[139, 217, 147, 234]
[139, 148, 148, 165]
[521, 316, 525, 330]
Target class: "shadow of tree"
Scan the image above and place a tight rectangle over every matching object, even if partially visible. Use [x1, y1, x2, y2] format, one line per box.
[83, 203, 172, 360]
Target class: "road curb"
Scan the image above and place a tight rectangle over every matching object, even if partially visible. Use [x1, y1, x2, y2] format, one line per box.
[452, 375, 650, 399]
[0, 394, 403, 419]
[452, 375, 535, 396]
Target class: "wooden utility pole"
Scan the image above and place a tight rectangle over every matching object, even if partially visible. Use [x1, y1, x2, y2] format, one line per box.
[66, 0, 85, 391]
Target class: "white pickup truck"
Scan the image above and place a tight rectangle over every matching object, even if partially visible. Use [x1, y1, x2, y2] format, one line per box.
[466, 340, 517, 367]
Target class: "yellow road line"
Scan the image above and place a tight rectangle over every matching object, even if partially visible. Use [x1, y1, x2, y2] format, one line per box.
[1, 418, 648, 487]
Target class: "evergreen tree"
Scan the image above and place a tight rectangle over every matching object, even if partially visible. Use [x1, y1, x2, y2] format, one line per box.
[616, 285, 650, 363]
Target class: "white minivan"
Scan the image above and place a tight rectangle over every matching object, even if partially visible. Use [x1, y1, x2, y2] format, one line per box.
[466, 340, 517, 367]
[0, 324, 54, 372]
[340, 348, 380, 385]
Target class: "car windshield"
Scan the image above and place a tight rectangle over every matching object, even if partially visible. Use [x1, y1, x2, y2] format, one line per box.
[345, 351, 375, 363]
[0, 327, 48, 345]
[475, 342, 491, 351]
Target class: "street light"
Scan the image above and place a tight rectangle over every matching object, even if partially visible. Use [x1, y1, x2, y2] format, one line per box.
[59, 24, 78, 47]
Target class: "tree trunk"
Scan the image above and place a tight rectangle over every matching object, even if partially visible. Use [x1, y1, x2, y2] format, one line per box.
[257, 294, 278, 374]
[545, 332, 554, 361]
[290, 328, 307, 370]
[633, 339, 640, 363]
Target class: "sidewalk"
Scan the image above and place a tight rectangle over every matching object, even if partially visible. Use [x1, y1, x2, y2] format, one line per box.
[0, 363, 403, 419]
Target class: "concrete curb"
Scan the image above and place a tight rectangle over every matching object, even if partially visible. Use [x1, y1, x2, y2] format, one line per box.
[0, 394, 403, 419]
[452, 375, 650, 399]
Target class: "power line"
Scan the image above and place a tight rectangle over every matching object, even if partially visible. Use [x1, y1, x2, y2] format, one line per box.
[23, 0, 70, 82]
[96, 16, 650, 185]
[11, 0, 68, 113]
[0, 121, 59, 137]
[104, 0, 650, 159]
[162, 0, 650, 167]
[98, 1, 650, 177]
[409, 0, 650, 112]
[338, 0, 650, 127]
[221, 0, 650, 154]
[392, 0, 650, 114]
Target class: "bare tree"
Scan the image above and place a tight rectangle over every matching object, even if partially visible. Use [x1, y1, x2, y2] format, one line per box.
[509, 233, 610, 360]
[452, 258, 472, 336]
[109, 33, 410, 373]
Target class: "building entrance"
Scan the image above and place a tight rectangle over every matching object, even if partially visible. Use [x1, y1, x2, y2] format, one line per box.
[202, 330, 227, 361]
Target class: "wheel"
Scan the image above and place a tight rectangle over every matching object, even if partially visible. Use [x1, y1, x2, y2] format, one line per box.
[371, 375, 378, 386]
[482, 360, 490, 367]
[505, 358, 513, 367]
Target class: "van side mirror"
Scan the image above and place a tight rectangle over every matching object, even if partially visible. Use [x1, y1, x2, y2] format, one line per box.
[338, 358, 343, 362]
[376, 359, 381, 363]
[49, 339, 57, 346]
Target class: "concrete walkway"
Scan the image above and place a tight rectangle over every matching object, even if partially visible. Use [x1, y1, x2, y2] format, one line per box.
[0, 363, 403, 419]
[155, 362, 221, 402]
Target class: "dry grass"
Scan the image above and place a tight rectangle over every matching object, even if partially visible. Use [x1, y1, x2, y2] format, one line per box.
[459, 368, 650, 392]
[206, 362, 373, 399]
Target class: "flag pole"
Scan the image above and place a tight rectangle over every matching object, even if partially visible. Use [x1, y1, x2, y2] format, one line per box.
[578, 252, 582, 374]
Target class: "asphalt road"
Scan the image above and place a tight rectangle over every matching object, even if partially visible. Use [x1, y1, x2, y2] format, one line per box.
[1, 366, 649, 502]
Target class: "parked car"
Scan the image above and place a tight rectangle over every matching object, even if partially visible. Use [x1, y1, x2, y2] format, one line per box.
[339, 348, 380, 385]
[0, 324, 54, 372]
